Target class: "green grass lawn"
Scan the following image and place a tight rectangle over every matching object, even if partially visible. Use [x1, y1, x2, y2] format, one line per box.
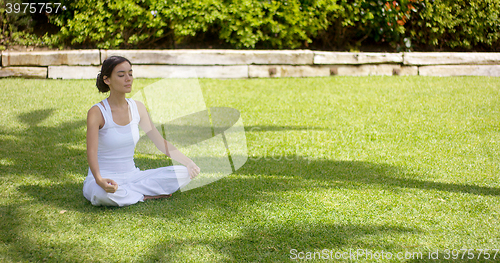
[1, 76, 499, 262]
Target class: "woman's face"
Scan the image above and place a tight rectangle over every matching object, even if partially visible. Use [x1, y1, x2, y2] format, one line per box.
[104, 61, 133, 93]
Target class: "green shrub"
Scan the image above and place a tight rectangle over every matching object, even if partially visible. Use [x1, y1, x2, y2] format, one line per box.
[50, 0, 164, 49]
[316, 0, 499, 51]
[50, 0, 336, 49]
[2, 0, 499, 51]
[219, 0, 337, 49]
[318, 0, 420, 51]
[0, 0, 37, 50]
[48, 0, 230, 49]
[409, 0, 500, 50]
[155, 0, 225, 47]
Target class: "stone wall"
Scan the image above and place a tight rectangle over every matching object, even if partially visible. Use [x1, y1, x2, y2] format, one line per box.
[1, 50, 499, 79]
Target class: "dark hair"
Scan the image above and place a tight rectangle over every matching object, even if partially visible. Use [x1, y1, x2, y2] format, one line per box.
[96, 56, 132, 93]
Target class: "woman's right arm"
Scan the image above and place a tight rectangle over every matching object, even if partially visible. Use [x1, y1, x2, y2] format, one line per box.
[87, 106, 118, 193]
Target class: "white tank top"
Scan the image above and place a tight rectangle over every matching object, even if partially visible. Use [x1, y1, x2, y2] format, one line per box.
[93, 98, 141, 174]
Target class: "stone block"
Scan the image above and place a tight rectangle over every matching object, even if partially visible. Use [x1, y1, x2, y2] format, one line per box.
[329, 64, 401, 76]
[395, 66, 419, 76]
[0, 67, 47, 78]
[249, 65, 330, 78]
[101, 50, 314, 65]
[314, 52, 403, 65]
[132, 65, 248, 78]
[2, 50, 100, 66]
[48, 66, 101, 79]
[404, 52, 500, 66]
[418, 65, 500, 77]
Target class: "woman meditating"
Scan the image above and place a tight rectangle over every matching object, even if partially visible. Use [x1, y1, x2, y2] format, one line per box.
[83, 56, 200, 206]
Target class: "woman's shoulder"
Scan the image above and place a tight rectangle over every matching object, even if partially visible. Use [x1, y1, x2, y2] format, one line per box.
[130, 99, 147, 120]
[88, 101, 104, 112]
[87, 104, 102, 116]
[87, 101, 106, 119]
[132, 99, 146, 112]
[131, 99, 145, 107]
[87, 102, 105, 128]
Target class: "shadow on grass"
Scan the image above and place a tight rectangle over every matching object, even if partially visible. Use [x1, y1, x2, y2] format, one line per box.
[7, 155, 498, 261]
[235, 157, 500, 196]
[1, 195, 417, 262]
[16, 154, 500, 213]
[0, 201, 126, 263]
[2, 108, 499, 261]
[144, 223, 417, 262]
[0, 108, 88, 178]
[3, 187, 419, 262]
[5, 108, 497, 197]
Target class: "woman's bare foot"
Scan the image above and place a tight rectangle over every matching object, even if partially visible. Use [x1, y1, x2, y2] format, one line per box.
[143, 194, 172, 200]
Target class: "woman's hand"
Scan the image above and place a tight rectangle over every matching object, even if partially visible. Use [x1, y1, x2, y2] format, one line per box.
[187, 161, 200, 179]
[96, 178, 118, 193]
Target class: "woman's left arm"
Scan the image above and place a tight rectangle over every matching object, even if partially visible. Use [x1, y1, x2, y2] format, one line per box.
[135, 100, 200, 179]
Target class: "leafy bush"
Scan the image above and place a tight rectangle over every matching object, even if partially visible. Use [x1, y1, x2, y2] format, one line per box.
[0, 0, 37, 50]
[314, 0, 499, 51]
[409, 0, 500, 50]
[50, 0, 336, 49]
[219, 0, 337, 49]
[317, 0, 421, 51]
[50, 0, 164, 49]
[1, 0, 499, 51]
[48, 0, 229, 49]
[155, 0, 225, 48]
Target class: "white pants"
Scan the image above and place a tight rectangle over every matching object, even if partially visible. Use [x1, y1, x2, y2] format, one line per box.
[83, 165, 191, 206]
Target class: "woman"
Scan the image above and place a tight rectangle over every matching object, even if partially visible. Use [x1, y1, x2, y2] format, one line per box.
[83, 56, 200, 206]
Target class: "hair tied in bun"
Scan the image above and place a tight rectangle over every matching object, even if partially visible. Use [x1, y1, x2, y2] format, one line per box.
[96, 56, 131, 93]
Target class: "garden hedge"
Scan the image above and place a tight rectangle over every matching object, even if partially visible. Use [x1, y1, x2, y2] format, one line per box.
[1, 0, 499, 51]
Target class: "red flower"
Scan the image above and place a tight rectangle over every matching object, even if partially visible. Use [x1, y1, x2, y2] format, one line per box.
[385, 2, 391, 10]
